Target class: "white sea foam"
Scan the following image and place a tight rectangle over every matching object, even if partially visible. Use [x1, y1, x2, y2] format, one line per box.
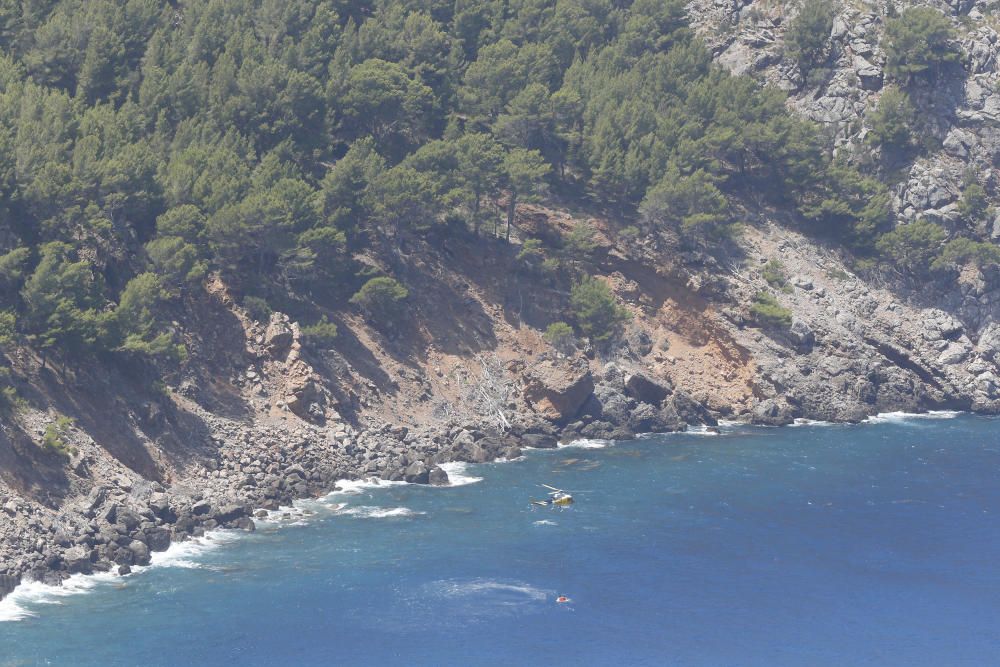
[432, 578, 551, 602]
[684, 425, 720, 436]
[864, 410, 963, 424]
[150, 529, 242, 569]
[0, 528, 252, 622]
[0, 571, 122, 622]
[558, 438, 610, 450]
[340, 506, 424, 519]
[330, 477, 410, 495]
[791, 418, 836, 427]
[532, 519, 557, 526]
[437, 461, 483, 487]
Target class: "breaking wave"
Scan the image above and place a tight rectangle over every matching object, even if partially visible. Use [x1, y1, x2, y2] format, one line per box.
[864, 410, 963, 424]
[437, 461, 483, 487]
[0, 572, 123, 622]
[558, 438, 610, 449]
[340, 506, 424, 519]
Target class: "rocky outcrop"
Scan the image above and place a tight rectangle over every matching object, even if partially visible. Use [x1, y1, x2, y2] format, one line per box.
[624, 372, 672, 406]
[522, 359, 595, 423]
[687, 0, 1000, 236]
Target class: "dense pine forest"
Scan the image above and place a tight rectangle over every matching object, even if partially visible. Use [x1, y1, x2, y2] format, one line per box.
[0, 0, 985, 387]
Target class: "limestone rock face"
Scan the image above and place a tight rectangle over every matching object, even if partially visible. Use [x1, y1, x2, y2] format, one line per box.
[977, 323, 1000, 363]
[523, 359, 595, 423]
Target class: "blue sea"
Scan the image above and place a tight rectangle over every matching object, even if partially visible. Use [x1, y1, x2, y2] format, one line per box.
[3, 413, 1000, 666]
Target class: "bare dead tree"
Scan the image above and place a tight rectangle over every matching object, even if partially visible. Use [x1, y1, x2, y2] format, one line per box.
[470, 353, 513, 432]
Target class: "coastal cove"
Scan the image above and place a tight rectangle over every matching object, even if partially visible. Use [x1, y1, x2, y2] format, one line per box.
[3, 413, 1000, 666]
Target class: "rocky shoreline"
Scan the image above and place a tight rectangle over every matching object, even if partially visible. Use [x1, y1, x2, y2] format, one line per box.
[0, 353, 977, 606]
[0, 360, 705, 602]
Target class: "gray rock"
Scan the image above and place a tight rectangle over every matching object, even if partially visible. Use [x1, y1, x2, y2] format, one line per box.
[191, 500, 211, 516]
[403, 462, 430, 484]
[62, 546, 92, 575]
[938, 342, 969, 366]
[624, 373, 672, 406]
[521, 433, 558, 449]
[215, 504, 249, 524]
[789, 318, 815, 351]
[853, 56, 883, 90]
[143, 527, 171, 552]
[791, 275, 813, 290]
[128, 540, 151, 567]
[751, 399, 795, 426]
[265, 313, 294, 353]
[428, 466, 450, 486]
[627, 402, 672, 433]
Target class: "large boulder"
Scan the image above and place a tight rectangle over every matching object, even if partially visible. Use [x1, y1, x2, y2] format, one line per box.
[627, 402, 673, 433]
[521, 433, 558, 449]
[403, 461, 430, 484]
[750, 398, 795, 426]
[285, 377, 325, 422]
[148, 493, 176, 522]
[523, 359, 595, 424]
[214, 504, 249, 525]
[128, 540, 151, 567]
[623, 372, 672, 406]
[62, 546, 93, 575]
[116, 509, 142, 532]
[428, 466, 450, 486]
[143, 527, 172, 552]
[661, 391, 716, 427]
[265, 313, 294, 354]
[789, 318, 815, 351]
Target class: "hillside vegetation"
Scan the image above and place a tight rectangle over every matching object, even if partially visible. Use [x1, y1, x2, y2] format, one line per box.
[1, 0, 969, 389]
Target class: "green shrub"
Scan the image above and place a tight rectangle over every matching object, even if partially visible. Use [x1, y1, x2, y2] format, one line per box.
[517, 238, 547, 272]
[350, 277, 409, 321]
[570, 275, 631, 344]
[875, 219, 947, 273]
[957, 176, 990, 224]
[0, 311, 15, 348]
[762, 259, 788, 289]
[0, 367, 25, 415]
[619, 226, 641, 242]
[563, 221, 598, 261]
[42, 416, 75, 458]
[517, 238, 545, 263]
[300, 316, 339, 346]
[786, 0, 836, 79]
[866, 87, 915, 152]
[543, 321, 576, 353]
[750, 292, 793, 328]
[541, 258, 561, 274]
[931, 237, 1000, 272]
[884, 7, 961, 83]
[243, 296, 272, 323]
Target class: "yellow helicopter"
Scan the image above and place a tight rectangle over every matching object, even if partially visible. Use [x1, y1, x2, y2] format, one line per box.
[531, 484, 575, 507]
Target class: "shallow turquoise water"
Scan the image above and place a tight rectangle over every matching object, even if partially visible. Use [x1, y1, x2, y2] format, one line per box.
[3, 414, 1000, 666]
